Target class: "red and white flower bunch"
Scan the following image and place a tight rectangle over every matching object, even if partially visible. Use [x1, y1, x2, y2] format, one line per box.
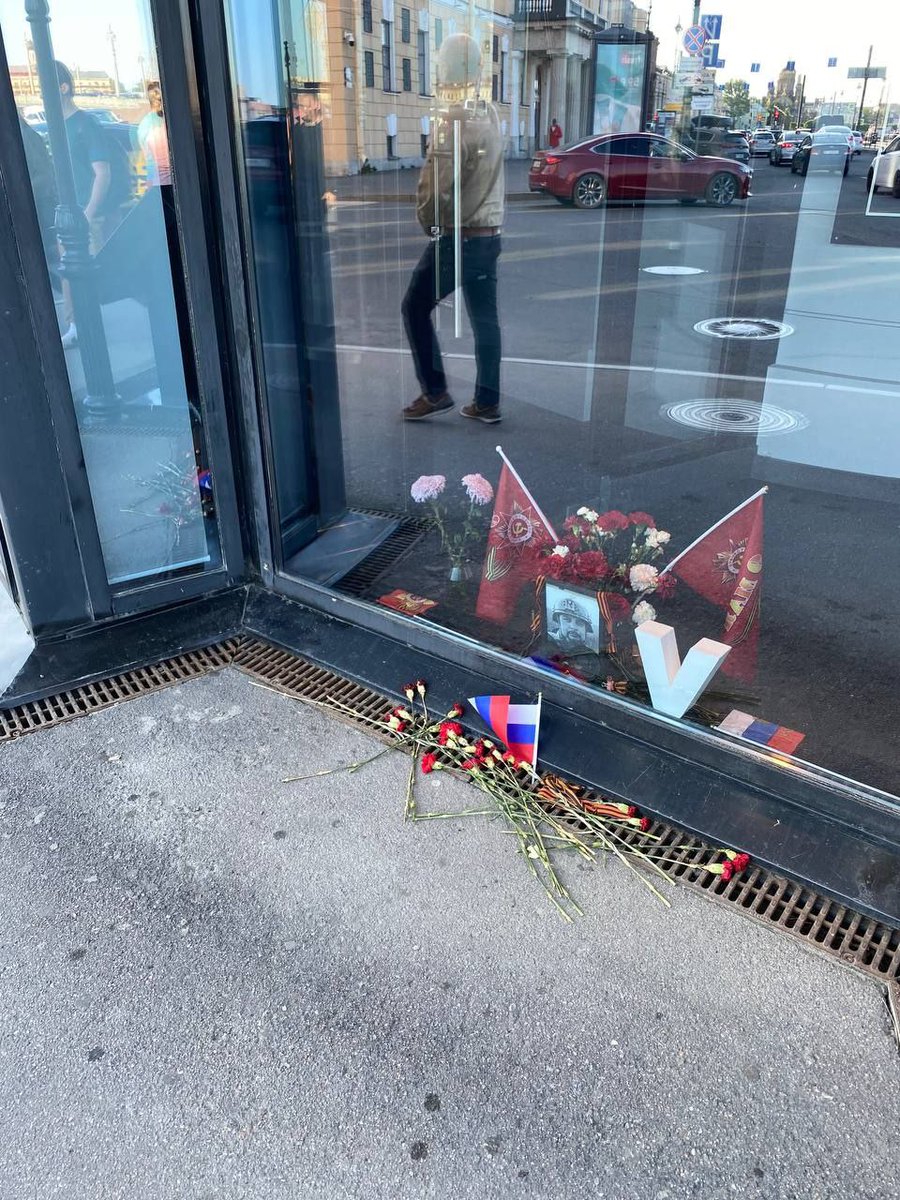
[527, 508, 676, 620]
[410, 472, 495, 572]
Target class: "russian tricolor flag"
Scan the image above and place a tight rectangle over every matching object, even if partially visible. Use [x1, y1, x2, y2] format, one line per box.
[469, 695, 542, 769]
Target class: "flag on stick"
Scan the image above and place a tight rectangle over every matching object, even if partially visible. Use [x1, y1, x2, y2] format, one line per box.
[660, 489, 766, 681]
[475, 447, 558, 623]
[469, 694, 542, 769]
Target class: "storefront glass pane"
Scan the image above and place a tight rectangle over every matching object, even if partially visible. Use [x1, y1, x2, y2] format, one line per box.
[2, 0, 220, 586]
[225, 0, 900, 800]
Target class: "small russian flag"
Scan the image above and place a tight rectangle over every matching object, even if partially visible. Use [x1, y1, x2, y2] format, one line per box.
[468, 694, 542, 769]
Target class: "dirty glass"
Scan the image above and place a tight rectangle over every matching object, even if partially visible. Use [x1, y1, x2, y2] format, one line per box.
[224, 0, 900, 800]
[1, 0, 219, 586]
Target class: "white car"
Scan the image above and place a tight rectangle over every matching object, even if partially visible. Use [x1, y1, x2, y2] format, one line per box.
[850, 130, 863, 155]
[867, 135, 900, 197]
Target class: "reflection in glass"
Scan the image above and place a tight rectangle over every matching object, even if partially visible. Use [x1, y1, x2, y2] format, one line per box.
[228, 2, 900, 800]
[3, 0, 218, 585]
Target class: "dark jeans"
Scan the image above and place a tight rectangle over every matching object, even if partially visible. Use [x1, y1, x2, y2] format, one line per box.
[401, 234, 502, 410]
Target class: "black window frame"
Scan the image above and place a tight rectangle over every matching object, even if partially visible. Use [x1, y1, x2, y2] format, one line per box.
[417, 29, 428, 95]
[364, 49, 375, 88]
[362, 0, 373, 35]
[401, 7, 411, 43]
[402, 57, 412, 92]
[382, 19, 393, 92]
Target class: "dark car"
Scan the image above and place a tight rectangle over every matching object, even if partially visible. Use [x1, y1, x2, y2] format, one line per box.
[528, 133, 751, 209]
[791, 131, 851, 176]
[698, 130, 751, 168]
[769, 132, 806, 165]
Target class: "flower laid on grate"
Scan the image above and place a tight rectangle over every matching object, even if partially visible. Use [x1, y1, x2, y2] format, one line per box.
[290, 679, 751, 922]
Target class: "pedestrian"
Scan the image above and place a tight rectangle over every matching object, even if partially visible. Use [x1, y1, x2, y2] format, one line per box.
[548, 117, 563, 148]
[401, 33, 504, 424]
[137, 80, 171, 187]
[54, 60, 131, 348]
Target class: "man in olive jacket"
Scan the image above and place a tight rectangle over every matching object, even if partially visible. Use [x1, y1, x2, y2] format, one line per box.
[401, 34, 504, 424]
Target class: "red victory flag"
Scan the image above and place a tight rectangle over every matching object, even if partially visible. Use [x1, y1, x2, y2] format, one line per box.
[659, 489, 766, 681]
[476, 447, 559, 623]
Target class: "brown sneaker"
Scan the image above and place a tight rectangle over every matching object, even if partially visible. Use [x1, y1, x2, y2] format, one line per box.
[460, 402, 502, 424]
[402, 392, 454, 420]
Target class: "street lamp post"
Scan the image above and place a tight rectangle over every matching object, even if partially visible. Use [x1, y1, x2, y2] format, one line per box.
[25, 0, 119, 414]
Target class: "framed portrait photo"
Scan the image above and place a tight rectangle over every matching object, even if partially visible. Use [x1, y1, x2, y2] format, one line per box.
[544, 582, 601, 657]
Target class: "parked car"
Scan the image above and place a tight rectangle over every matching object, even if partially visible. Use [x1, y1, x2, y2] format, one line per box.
[698, 130, 751, 169]
[749, 130, 776, 157]
[791, 130, 851, 176]
[866, 134, 900, 197]
[769, 133, 805, 165]
[528, 133, 751, 208]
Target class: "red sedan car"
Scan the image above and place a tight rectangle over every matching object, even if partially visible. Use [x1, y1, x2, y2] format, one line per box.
[529, 133, 751, 208]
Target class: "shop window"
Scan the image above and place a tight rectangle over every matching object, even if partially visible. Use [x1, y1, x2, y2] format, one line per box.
[4, 0, 220, 587]
[222, 0, 900, 804]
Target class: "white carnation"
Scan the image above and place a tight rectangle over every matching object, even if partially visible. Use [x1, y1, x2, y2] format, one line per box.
[632, 600, 657, 625]
[629, 564, 659, 592]
[551, 544, 570, 558]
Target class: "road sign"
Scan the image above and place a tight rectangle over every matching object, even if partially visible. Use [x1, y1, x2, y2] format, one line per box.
[786, 60, 795, 71]
[848, 65, 886, 79]
[750, 63, 760, 73]
[683, 25, 708, 56]
[828, 57, 838, 68]
[700, 14, 722, 41]
[716, 59, 726, 70]
[701, 41, 718, 68]
[691, 95, 714, 112]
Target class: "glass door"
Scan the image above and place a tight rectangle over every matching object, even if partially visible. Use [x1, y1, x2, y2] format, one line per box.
[0, 0, 242, 603]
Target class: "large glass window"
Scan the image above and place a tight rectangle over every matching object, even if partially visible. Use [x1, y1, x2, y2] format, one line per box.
[2, 0, 220, 587]
[224, 1, 900, 802]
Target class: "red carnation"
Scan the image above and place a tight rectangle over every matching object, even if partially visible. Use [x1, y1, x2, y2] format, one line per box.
[638, 816, 651, 833]
[628, 511, 656, 528]
[415, 679, 427, 696]
[421, 752, 439, 774]
[654, 573, 677, 599]
[438, 721, 463, 745]
[461, 757, 480, 771]
[732, 852, 751, 873]
[720, 859, 734, 882]
[596, 510, 630, 531]
[626, 806, 637, 818]
[448, 703, 465, 718]
[572, 550, 610, 582]
[402, 682, 416, 700]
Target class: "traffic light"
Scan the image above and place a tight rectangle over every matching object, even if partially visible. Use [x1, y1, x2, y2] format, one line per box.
[773, 106, 782, 120]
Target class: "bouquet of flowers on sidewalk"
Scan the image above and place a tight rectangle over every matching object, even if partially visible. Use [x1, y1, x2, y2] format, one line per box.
[410, 472, 495, 580]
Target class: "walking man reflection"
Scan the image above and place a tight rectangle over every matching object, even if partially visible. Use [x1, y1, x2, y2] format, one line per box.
[401, 34, 504, 424]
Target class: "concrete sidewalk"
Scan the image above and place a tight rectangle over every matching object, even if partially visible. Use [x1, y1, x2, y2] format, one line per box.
[1, 667, 898, 1199]
[327, 157, 536, 203]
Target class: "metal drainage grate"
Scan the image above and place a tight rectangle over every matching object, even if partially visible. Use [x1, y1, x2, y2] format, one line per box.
[663, 399, 810, 435]
[233, 640, 900, 984]
[335, 515, 430, 597]
[694, 317, 794, 340]
[0, 639, 242, 741]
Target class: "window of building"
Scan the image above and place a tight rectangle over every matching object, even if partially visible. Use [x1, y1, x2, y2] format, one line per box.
[401, 7, 411, 43]
[386, 134, 396, 159]
[434, 17, 443, 49]
[420, 132, 428, 157]
[362, 0, 373, 35]
[417, 29, 429, 95]
[491, 73, 498, 101]
[382, 19, 393, 91]
[364, 50, 375, 88]
[402, 57, 412, 92]
[492, 34, 498, 63]
[500, 50, 508, 103]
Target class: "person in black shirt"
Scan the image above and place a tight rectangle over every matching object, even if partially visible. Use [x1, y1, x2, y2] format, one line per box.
[55, 60, 117, 348]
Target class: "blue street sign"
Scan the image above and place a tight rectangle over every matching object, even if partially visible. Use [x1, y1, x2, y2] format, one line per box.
[786, 60, 796, 71]
[683, 25, 708, 56]
[767, 81, 775, 93]
[700, 13, 722, 41]
[742, 81, 750, 92]
[716, 59, 725, 70]
[751, 63, 760, 73]
[701, 41, 719, 68]
[828, 57, 838, 68]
